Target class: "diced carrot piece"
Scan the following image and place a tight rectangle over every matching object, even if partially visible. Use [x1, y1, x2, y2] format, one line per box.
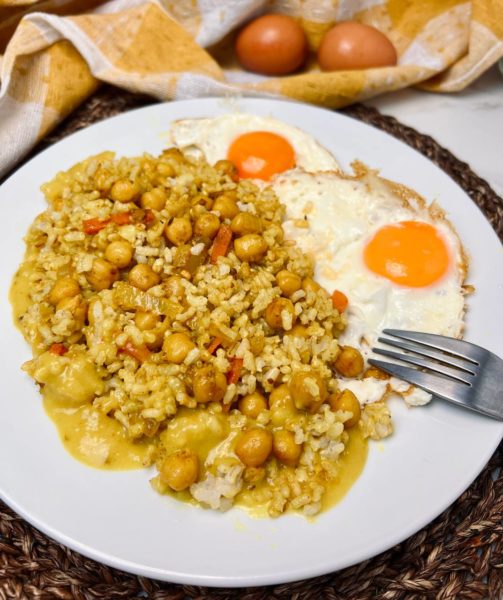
[331, 290, 348, 313]
[49, 343, 68, 356]
[207, 337, 222, 355]
[227, 357, 244, 384]
[120, 340, 151, 363]
[210, 225, 233, 264]
[83, 217, 110, 234]
[84, 212, 132, 233]
[111, 212, 132, 225]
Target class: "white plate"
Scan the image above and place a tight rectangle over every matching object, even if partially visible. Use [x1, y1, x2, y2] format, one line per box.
[0, 98, 502, 587]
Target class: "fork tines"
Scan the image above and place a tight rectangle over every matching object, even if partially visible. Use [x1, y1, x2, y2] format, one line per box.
[372, 330, 477, 385]
[368, 329, 503, 420]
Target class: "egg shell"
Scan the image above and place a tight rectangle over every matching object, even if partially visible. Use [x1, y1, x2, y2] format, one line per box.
[235, 14, 308, 76]
[318, 22, 397, 71]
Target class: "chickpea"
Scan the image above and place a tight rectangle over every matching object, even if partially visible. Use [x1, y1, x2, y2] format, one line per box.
[105, 240, 133, 268]
[163, 332, 195, 364]
[302, 277, 320, 293]
[140, 187, 166, 211]
[287, 324, 308, 338]
[238, 391, 268, 419]
[56, 295, 87, 327]
[49, 277, 80, 305]
[363, 366, 389, 380]
[159, 449, 199, 491]
[235, 428, 272, 468]
[192, 365, 227, 403]
[128, 264, 160, 291]
[302, 277, 328, 298]
[276, 270, 302, 297]
[191, 194, 213, 211]
[162, 147, 185, 161]
[141, 159, 155, 173]
[94, 167, 112, 193]
[194, 212, 220, 239]
[214, 159, 239, 181]
[289, 370, 328, 413]
[269, 384, 291, 408]
[265, 297, 296, 330]
[134, 311, 159, 331]
[334, 345, 364, 378]
[190, 204, 206, 220]
[213, 193, 239, 220]
[273, 430, 302, 467]
[86, 258, 119, 291]
[164, 274, 185, 300]
[110, 179, 139, 203]
[230, 212, 261, 236]
[156, 162, 176, 178]
[269, 384, 297, 427]
[328, 389, 361, 427]
[234, 234, 268, 263]
[55, 295, 77, 313]
[165, 217, 193, 246]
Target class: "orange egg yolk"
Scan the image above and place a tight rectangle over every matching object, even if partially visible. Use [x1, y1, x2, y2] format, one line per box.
[227, 131, 295, 180]
[363, 221, 450, 287]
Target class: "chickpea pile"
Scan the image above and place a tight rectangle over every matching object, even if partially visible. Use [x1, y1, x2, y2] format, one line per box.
[157, 266, 365, 494]
[33, 148, 369, 508]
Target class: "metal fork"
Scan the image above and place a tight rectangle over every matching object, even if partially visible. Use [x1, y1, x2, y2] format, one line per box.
[369, 329, 503, 420]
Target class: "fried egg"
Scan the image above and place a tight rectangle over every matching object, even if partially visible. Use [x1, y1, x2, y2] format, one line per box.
[275, 165, 468, 407]
[168, 115, 467, 408]
[169, 114, 340, 181]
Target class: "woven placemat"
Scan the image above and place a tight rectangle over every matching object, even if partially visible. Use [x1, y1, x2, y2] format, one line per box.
[1, 87, 502, 600]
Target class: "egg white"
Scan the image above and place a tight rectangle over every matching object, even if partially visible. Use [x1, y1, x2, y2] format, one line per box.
[168, 114, 341, 175]
[273, 166, 468, 407]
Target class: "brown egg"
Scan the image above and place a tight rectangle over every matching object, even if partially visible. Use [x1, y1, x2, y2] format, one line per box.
[235, 14, 308, 76]
[318, 22, 397, 71]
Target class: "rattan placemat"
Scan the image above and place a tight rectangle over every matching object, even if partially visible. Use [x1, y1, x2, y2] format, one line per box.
[1, 87, 502, 600]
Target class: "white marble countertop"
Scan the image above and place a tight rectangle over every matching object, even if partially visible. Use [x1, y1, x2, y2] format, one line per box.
[367, 65, 503, 198]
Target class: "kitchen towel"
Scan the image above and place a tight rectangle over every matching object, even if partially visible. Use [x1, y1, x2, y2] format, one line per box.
[1, 0, 501, 178]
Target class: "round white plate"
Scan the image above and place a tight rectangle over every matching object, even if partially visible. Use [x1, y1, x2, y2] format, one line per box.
[0, 98, 502, 587]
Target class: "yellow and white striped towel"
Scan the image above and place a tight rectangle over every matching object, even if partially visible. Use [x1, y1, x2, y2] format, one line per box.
[1, 0, 502, 178]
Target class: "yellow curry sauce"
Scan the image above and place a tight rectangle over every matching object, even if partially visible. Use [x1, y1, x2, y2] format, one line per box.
[155, 406, 367, 517]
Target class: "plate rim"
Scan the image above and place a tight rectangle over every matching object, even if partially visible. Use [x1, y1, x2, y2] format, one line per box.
[1, 96, 502, 587]
[1, 428, 501, 587]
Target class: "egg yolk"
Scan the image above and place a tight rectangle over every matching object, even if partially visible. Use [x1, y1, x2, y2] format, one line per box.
[227, 131, 295, 180]
[364, 221, 450, 287]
